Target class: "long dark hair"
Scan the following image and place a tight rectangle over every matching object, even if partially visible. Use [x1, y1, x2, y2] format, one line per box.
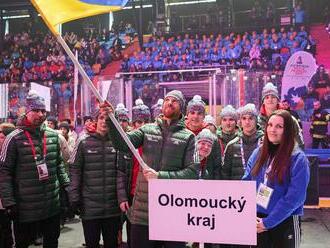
[252, 110, 295, 184]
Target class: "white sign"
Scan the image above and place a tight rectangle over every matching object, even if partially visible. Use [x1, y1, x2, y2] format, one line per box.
[0, 83, 8, 118]
[30, 82, 51, 112]
[100, 80, 112, 100]
[149, 180, 256, 245]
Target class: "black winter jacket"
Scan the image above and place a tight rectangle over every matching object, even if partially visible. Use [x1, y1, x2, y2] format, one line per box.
[0, 122, 69, 223]
[68, 133, 121, 220]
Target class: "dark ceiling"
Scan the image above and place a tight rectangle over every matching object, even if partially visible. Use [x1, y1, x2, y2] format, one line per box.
[0, 0, 31, 10]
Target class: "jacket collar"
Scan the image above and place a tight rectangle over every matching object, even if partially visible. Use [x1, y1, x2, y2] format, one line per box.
[156, 114, 186, 132]
[16, 116, 45, 135]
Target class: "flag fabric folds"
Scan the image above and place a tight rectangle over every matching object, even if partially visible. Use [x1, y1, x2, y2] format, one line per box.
[31, 0, 128, 34]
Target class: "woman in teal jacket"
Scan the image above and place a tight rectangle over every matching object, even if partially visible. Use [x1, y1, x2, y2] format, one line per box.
[243, 110, 310, 248]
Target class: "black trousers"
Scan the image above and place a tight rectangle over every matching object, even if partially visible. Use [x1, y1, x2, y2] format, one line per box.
[131, 224, 186, 248]
[82, 216, 120, 248]
[255, 215, 301, 248]
[13, 214, 60, 248]
[0, 210, 14, 248]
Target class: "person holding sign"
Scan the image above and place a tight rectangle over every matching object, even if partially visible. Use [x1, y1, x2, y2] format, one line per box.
[0, 90, 70, 248]
[243, 110, 310, 248]
[104, 90, 199, 248]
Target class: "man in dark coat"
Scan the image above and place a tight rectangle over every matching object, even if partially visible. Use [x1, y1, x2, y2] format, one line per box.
[0, 90, 69, 248]
[69, 108, 121, 248]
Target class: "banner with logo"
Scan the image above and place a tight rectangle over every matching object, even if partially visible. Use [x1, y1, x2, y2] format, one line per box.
[281, 51, 317, 107]
[149, 180, 256, 245]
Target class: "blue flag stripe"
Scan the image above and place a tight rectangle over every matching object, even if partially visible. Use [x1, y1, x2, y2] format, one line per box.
[79, 0, 128, 7]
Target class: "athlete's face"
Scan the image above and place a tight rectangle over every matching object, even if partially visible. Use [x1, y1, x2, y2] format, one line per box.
[266, 115, 284, 144]
[197, 140, 213, 159]
[26, 109, 46, 127]
[221, 116, 236, 134]
[162, 96, 181, 120]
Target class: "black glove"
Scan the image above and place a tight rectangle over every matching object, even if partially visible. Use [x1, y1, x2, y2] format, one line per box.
[5, 205, 18, 220]
[70, 201, 81, 216]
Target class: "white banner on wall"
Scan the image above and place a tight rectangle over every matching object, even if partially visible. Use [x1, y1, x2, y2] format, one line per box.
[30, 82, 51, 112]
[0, 84, 8, 118]
[281, 51, 318, 106]
[100, 80, 112, 100]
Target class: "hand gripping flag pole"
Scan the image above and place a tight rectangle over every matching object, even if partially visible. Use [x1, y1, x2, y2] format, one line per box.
[31, 0, 149, 170]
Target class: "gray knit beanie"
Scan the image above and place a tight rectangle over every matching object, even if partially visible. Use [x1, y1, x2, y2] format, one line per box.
[132, 99, 151, 123]
[196, 129, 217, 144]
[187, 95, 206, 114]
[219, 105, 238, 121]
[115, 103, 130, 122]
[238, 103, 258, 118]
[204, 115, 216, 128]
[164, 90, 186, 112]
[25, 90, 46, 113]
[262, 82, 279, 102]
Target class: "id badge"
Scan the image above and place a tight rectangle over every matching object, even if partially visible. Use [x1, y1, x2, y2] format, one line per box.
[256, 183, 273, 209]
[37, 162, 49, 181]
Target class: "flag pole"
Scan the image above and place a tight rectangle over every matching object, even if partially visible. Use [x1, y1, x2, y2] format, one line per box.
[55, 34, 149, 170]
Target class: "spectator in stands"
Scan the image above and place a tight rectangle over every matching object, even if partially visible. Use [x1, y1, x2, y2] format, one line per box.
[141, 84, 153, 107]
[294, 3, 306, 25]
[92, 58, 102, 75]
[320, 91, 330, 111]
[311, 65, 330, 100]
[310, 100, 329, 148]
[265, 2, 275, 26]
[290, 40, 303, 55]
[249, 43, 262, 70]
[305, 34, 316, 56]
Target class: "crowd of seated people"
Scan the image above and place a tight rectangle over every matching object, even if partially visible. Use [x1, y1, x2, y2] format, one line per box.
[121, 26, 316, 76]
[0, 21, 137, 86]
[0, 31, 107, 86]
[0, 24, 136, 119]
[121, 26, 316, 102]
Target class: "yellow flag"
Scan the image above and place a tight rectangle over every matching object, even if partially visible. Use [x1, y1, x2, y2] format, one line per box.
[31, 0, 128, 34]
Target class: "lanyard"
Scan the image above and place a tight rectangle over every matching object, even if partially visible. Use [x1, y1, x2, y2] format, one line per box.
[24, 131, 47, 161]
[240, 138, 246, 169]
[263, 158, 274, 185]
